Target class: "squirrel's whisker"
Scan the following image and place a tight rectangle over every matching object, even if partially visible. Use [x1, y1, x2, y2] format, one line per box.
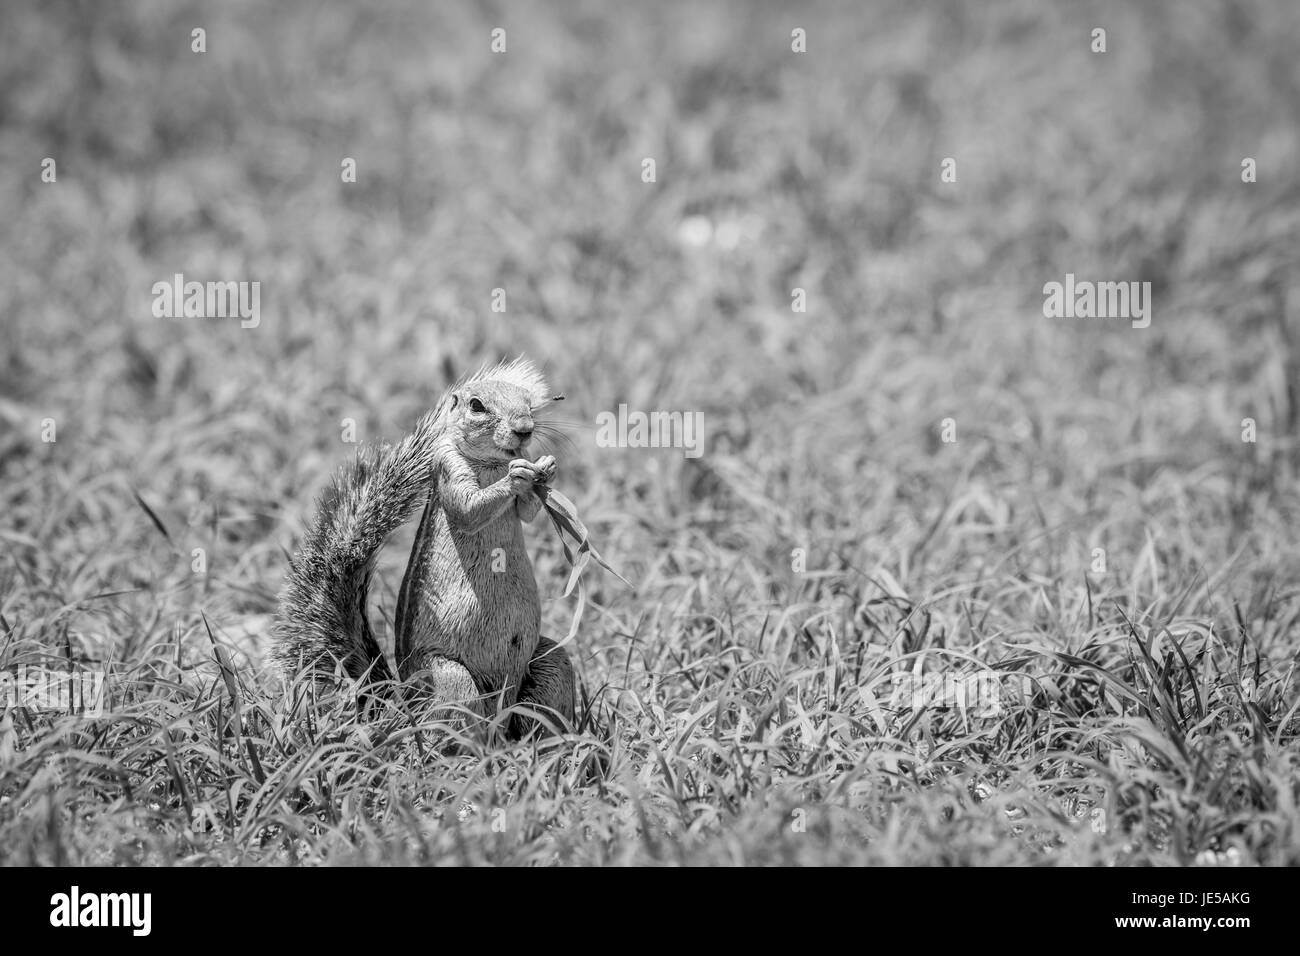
[533, 419, 591, 432]
[534, 431, 578, 458]
[533, 421, 581, 438]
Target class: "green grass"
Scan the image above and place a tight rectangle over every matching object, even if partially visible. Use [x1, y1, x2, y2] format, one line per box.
[2, 0, 1299, 865]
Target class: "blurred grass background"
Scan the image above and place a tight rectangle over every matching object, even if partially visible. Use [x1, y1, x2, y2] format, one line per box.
[2, 0, 1300, 864]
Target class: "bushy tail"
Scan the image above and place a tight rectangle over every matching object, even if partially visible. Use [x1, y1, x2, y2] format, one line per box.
[271, 405, 447, 686]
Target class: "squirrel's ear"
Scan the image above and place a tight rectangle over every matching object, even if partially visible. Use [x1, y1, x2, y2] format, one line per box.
[449, 392, 460, 410]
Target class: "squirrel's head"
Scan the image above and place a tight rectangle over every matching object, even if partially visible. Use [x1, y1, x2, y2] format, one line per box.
[446, 357, 561, 467]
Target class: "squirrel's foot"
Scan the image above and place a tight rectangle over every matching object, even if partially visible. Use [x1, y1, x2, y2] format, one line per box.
[510, 637, 575, 739]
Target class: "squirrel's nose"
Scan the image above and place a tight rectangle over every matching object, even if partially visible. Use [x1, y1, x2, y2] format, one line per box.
[513, 427, 533, 443]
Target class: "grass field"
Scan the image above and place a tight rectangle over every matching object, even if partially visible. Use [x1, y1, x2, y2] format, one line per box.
[2, 0, 1300, 865]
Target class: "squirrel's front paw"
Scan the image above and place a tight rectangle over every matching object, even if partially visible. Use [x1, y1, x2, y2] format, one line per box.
[508, 456, 556, 496]
[508, 459, 539, 496]
[533, 454, 557, 486]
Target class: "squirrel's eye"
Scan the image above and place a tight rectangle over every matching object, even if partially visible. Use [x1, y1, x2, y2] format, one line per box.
[469, 398, 487, 414]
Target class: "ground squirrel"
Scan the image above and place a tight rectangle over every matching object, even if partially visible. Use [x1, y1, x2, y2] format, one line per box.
[270, 357, 575, 735]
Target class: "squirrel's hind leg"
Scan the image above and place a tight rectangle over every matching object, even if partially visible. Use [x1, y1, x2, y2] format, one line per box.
[411, 657, 487, 727]
[511, 637, 575, 738]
